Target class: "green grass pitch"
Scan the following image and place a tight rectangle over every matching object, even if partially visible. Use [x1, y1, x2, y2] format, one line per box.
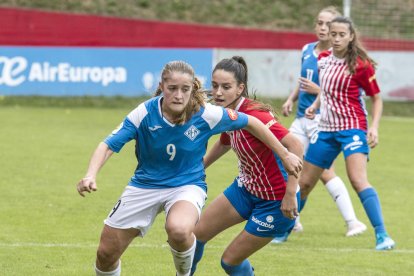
[0, 106, 413, 275]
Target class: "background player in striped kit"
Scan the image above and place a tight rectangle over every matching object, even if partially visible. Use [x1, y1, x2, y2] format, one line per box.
[302, 17, 395, 250]
[76, 60, 303, 276]
[276, 6, 366, 242]
[190, 56, 303, 275]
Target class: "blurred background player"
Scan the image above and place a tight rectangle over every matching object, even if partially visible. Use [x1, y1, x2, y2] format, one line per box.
[275, 6, 366, 242]
[191, 56, 303, 275]
[76, 60, 303, 276]
[302, 17, 395, 250]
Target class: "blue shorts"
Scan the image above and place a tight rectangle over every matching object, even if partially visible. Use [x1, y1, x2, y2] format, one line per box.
[223, 179, 299, 238]
[305, 129, 369, 169]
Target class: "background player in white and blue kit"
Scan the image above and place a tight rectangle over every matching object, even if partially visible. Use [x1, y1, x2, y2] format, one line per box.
[278, 6, 366, 240]
[76, 60, 303, 276]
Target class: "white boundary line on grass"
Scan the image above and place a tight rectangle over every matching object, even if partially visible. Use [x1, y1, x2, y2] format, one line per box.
[383, 116, 414, 122]
[0, 242, 413, 254]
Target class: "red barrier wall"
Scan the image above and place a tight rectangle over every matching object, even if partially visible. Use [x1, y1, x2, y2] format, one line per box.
[1, 7, 414, 51]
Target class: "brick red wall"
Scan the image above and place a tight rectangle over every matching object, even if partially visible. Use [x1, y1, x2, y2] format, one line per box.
[1, 7, 413, 50]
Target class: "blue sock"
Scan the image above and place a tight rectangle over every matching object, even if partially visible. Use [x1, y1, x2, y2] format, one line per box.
[221, 259, 254, 276]
[358, 187, 386, 235]
[299, 197, 307, 213]
[190, 240, 205, 275]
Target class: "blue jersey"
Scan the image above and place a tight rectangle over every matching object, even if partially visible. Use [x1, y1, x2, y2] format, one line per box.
[104, 96, 248, 191]
[296, 42, 320, 118]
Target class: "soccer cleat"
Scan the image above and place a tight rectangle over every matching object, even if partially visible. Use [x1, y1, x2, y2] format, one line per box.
[270, 232, 289, 244]
[375, 233, 395, 250]
[346, 220, 367, 237]
[292, 220, 303, 233]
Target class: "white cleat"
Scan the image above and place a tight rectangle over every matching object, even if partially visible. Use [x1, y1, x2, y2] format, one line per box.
[292, 220, 303, 233]
[270, 232, 289, 244]
[346, 220, 367, 237]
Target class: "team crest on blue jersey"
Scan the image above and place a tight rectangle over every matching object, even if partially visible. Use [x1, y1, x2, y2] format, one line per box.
[184, 125, 200, 141]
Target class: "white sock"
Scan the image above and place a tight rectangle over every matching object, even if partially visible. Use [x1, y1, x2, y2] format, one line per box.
[325, 176, 357, 225]
[170, 235, 196, 276]
[95, 260, 121, 276]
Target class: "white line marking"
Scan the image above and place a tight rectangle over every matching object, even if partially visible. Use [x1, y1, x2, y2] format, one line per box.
[0, 242, 413, 254]
[383, 116, 414, 122]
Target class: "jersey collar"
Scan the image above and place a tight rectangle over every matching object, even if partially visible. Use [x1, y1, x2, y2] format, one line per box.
[234, 97, 246, 111]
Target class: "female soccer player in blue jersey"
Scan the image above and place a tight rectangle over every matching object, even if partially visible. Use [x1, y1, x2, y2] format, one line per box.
[303, 17, 395, 250]
[277, 6, 366, 240]
[190, 56, 303, 276]
[76, 60, 303, 276]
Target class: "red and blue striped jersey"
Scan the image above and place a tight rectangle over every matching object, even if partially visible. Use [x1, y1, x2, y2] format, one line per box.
[220, 98, 289, 200]
[318, 50, 380, 131]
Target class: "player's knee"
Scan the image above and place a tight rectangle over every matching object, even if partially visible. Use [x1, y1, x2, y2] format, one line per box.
[349, 178, 370, 192]
[166, 223, 192, 245]
[194, 229, 209, 243]
[221, 254, 232, 266]
[300, 181, 314, 197]
[96, 247, 119, 269]
[221, 251, 241, 265]
[320, 171, 336, 184]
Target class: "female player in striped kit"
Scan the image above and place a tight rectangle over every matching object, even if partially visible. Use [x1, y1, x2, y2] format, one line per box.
[302, 16, 395, 250]
[76, 60, 303, 276]
[276, 6, 366, 240]
[190, 56, 304, 275]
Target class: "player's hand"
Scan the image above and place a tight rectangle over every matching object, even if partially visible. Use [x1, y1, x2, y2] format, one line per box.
[367, 127, 379, 148]
[305, 106, 316, 119]
[299, 77, 320, 94]
[281, 192, 299, 220]
[282, 152, 303, 178]
[282, 99, 293, 117]
[77, 176, 98, 197]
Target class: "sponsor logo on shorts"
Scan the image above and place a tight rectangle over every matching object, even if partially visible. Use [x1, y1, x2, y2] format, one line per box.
[344, 135, 363, 151]
[256, 227, 271, 232]
[252, 215, 274, 229]
[266, 215, 274, 223]
[226, 108, 238, 121]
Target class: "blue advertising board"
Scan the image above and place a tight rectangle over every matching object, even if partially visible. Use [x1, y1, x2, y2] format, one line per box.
[0, 47, 213, 96]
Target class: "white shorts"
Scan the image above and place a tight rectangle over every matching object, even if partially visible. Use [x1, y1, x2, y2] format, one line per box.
[289, 115, 321, 154]
[104, 185, 207, 237]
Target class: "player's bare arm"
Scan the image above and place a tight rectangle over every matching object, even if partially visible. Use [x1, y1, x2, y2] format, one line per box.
[280, 132, 303, 219]
[282, 84, 300, 116]
[203, 140, 231, 169]
[77, 142, 114, 197]
[368, 94, 383, 148]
